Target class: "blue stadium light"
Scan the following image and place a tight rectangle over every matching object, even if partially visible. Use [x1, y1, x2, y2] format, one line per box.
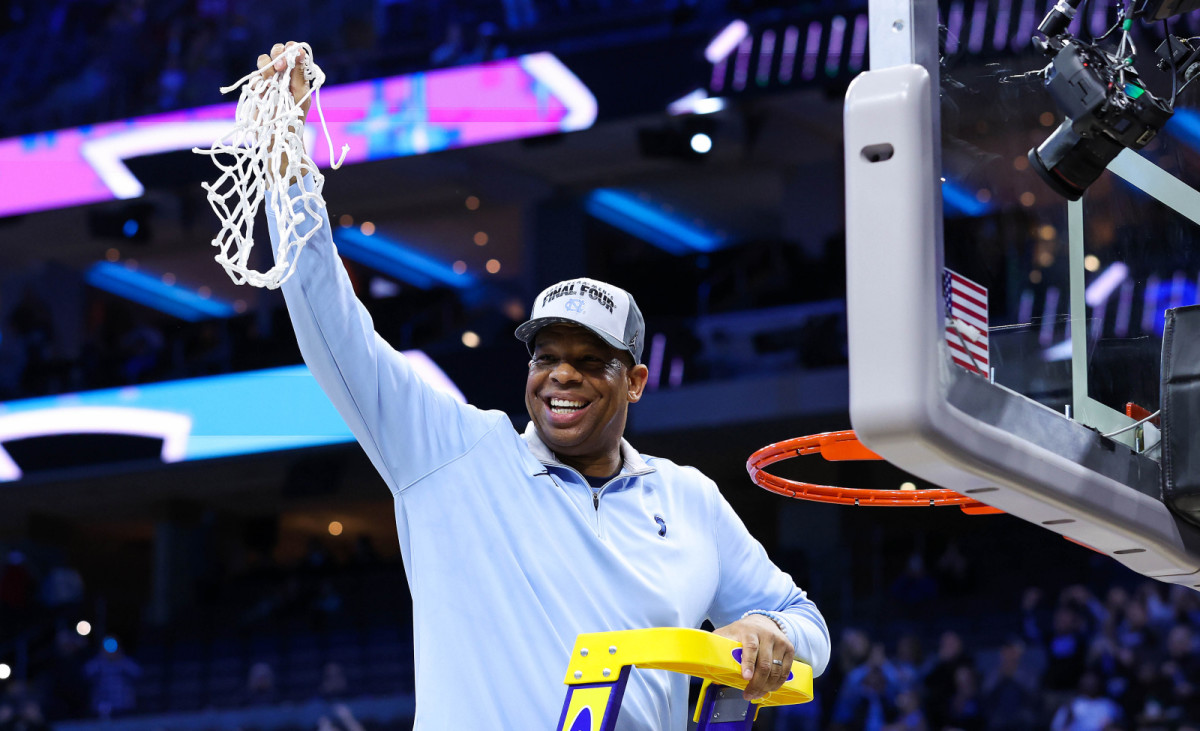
[334, 227, 475, 290]
[122, 219, 139, 237]
[103, 637, 118, 653]
[584, 189, 726, 255]
[85, 262, 237, 322]
[1166, 108, 1200, 150]
[941, 179, 993, 217]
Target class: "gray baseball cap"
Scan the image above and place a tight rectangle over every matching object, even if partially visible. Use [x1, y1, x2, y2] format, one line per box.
[514, 278, 645, 364]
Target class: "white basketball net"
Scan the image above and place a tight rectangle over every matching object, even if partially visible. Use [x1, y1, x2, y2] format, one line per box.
[193, 43, 348, 289]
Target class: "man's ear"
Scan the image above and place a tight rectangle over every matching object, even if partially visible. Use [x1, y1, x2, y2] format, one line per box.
[627, 363, 650, 403]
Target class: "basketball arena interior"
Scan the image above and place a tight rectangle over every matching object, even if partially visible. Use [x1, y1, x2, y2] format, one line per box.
[3, 0, 1200, 729]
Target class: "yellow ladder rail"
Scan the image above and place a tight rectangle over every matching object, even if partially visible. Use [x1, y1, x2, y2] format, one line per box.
[557, 627, 813, 731]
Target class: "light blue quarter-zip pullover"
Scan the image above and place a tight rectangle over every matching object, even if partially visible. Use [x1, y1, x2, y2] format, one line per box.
[267, 176, 830, 729]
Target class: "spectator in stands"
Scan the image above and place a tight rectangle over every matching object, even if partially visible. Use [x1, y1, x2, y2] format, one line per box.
[827, 628, 871, 701]
[882, 689, 926, 731]
[0, 552, 34, 630]
[177, 322, 232, 378]
[317, 662, 349, 701]
[1170, 583, 1200, 625]
[242, 661, 278, 706]
[429, 21, 465, 67]
[0, 681, 33, 714]
[831, 644, 901, 730]
[8, 288, 55, 396]
[348, 534, 380, 566]
[318, 703, 366, 731]
[310, 579, 343, 628]
[770, 690, 822, 731]
[41, 628, 90, 721]
[82, 636, 141, 719]
[891, 633, 924, 693]
[39, 560, 84, 615]
[1025, 590, 1089, 693]
[922, 630, 972, 729]
[118, 317, 165, 383]
[0, 697, 50, 731]
[934, 540, 974, 596]
[945, 665, 985, 731]
[891, 552, 937, 611]
[1113, 594, 1156, 662]
[1135, 582, 1175, 631]
[1050, 671, 1122, 730]
[302, 537, 334, 571]
[1159, 623, 1200, 722]
[982, 636, 1037, 730]
[1101, 586, 1129, 627]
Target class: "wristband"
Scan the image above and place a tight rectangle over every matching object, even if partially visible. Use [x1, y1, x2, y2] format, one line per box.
[741, 609, 788, 636]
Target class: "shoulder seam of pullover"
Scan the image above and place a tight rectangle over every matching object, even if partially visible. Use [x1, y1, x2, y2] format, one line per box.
[294, 272, 502, 495]
[397, 413, 509, 494]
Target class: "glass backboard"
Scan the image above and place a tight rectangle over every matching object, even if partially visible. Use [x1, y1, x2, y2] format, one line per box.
[844, 0, 1200, 586]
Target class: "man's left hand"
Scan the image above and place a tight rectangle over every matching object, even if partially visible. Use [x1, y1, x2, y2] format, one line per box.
[712, 614, 795, 701]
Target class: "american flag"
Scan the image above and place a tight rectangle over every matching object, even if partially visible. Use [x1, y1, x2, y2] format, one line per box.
[943, 268, 988, 376]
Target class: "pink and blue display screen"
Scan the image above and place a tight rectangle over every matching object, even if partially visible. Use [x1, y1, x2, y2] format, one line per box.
[0, 53, 594, 218]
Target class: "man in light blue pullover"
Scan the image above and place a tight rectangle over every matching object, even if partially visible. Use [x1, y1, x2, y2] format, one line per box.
[260, 42, 829, 730]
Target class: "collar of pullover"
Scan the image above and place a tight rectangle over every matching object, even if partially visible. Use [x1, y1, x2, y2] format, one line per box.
[520, 421, 654, 478]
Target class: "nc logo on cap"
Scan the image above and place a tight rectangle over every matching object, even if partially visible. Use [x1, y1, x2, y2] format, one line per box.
[515, 277, 646, 365]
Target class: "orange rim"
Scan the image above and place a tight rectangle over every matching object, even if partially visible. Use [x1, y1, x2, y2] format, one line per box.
[746, 430, 1000, 512]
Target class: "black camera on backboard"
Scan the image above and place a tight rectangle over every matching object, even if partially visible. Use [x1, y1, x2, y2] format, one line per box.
[1026, 0, 1200, 200]
[1028, 42, 1173, 200]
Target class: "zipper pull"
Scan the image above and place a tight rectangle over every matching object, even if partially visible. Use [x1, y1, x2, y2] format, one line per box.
[593, 491, 600, 510]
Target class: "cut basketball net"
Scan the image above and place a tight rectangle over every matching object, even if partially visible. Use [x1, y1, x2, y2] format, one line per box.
[193, 42, 348, 289]
[746, 430, 1002, 514]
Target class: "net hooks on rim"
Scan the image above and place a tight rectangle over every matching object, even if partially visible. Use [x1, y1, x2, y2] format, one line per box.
[746, 430, 1002, 514]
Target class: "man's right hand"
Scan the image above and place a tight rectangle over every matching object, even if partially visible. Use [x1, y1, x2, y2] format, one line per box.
[258, 42, 311, 181]
[258, 41, 311, 121]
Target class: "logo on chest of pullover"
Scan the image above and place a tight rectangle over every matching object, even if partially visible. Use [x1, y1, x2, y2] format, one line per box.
[654, 514, 667, 538]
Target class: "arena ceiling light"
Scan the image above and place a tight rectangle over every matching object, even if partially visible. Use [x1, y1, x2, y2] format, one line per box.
[940, 179, 993, 217]
[584, 189, 726, 255]
[705, 20, 750, 64]
[85, 262, 237, 321]
[333, 227, 476, 290]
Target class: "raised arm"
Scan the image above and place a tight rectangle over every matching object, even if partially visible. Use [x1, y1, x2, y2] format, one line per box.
[260, 43, 501, 494]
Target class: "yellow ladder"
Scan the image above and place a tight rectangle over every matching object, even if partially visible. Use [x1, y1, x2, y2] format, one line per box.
[557, 627, 813, 730]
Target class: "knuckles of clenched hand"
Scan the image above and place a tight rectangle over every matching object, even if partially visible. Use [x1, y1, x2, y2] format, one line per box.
[711, 614, 796, 701]
[256, 42, 311, 115]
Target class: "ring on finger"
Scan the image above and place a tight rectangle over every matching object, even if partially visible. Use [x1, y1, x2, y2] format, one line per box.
[771, 659, 783, 666]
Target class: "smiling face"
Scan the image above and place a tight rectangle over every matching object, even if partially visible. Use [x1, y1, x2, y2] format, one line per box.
[525, 324, 648, 475]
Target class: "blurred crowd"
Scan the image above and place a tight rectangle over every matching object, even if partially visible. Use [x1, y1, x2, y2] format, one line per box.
[0, 535, 410, 728]
[7, 526, 1200, 730]
[1, 285, 297, 401]
[765, 581, 1200, 731]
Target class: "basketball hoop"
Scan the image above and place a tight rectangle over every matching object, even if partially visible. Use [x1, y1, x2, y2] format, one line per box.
[746, 430, 1001, 514]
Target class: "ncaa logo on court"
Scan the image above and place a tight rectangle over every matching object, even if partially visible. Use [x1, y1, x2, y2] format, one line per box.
[565, 298, 585, 313]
